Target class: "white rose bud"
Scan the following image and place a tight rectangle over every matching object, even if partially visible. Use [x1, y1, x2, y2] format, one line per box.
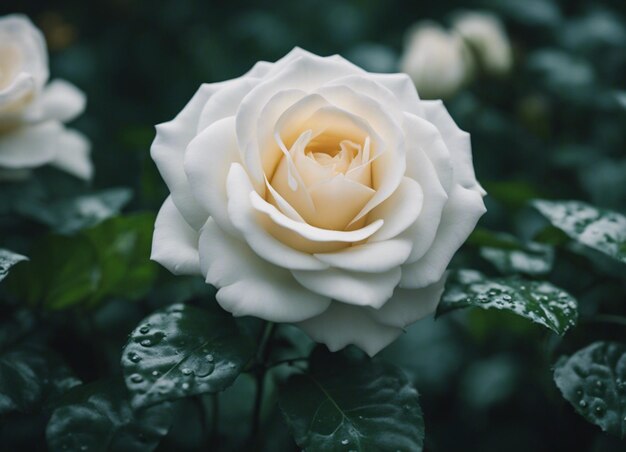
[151, 48, 486, 356]
[399, 21, 474, 100]
[0, 14, 92, 180]
[452, 11, 513, 76]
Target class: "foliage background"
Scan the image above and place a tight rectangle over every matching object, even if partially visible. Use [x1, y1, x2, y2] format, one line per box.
[1, 0, 626, 450]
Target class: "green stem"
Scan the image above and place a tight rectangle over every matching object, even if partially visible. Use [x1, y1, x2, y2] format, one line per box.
[248, 322, 277, 446]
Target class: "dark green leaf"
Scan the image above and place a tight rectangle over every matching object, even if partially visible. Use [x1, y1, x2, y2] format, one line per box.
[554, 342, 626, 437]
[0, 343, 81, 415]
[46, 379, 172, 452]
[17, 188, 133, 234]
[471, 230, 554, 275]
[437, 270, 578, 335]
[121, 303, 255, 408]
[83, 213, 157, 303]
[0, 248, 28, 282]
[532, 199, 626, 264]
[279, 347, 424, 452]
[6, 234, 101, 310]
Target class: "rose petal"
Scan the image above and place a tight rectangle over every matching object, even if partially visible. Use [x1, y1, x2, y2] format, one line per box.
[422, 100, 486, 194]
[400, 184, 486, 288]
[197, 77, 258, 133]
[368, 72, 425, 117]
[367, 273, 447, 328]
[24, 79, 86, 123]
[291, 266, 401, 308]
[49, 128, 92, 180]
[315, 238, 413, 273]
[236, 53, 361, 185]
[151, 196, 201, 275]
[227, 162, 329, 270]
[0, 121, 60, 168]
[184, 115, 241, 235]
[152, 84, 216, 229]
[297, 302, 403, 356]
[199, 218, 331, 322]
[368, 177, 424, 242]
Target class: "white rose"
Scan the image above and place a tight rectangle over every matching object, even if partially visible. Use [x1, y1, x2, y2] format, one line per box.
[452, 11, 513, 76]
[0, 14, 92, 180]
[151, 48, 486, 355]
[399, 22, 474, 100]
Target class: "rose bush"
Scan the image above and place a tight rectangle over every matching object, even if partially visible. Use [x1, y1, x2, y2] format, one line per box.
[0, 14, 91, 180]
[151, 47, 486, 355]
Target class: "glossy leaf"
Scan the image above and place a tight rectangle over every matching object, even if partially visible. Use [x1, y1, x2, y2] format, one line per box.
[533, 199, 626, 264]
[83, 213, 157, 303]
[121, 303, 255, 408]
[554, 342, 626, 437]
[6, 234, 101, 310]
[279, 347, 424, 452]
[0, 248, 28, 282]
[0, 342, 81, 415]
[46, 379, 172, 452]
[437, 270, 578, 335]
[471, 230, 554, 275]
[17, 188, 133, 234]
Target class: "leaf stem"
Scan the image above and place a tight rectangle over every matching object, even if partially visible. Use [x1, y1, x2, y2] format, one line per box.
[248, 322, 277, 447]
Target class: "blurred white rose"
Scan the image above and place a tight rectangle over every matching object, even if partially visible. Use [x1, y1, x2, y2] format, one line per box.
[452, 11, 513, 76]
[0, 14, 92, 180]
[150, 48, 486, 356]
[399, 22, 474, 100]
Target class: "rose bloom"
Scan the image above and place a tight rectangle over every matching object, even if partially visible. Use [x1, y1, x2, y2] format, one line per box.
[399, 22, 474, 100]
[0, 14, 91, 180]
[452, 11, 513, 76]
[151, 48, 486, 355]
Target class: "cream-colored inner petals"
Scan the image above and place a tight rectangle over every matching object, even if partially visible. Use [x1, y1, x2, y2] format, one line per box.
[0, 44, 22, 90]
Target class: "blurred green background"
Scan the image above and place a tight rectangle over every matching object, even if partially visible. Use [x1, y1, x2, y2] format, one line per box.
[1, 0, 626, 450]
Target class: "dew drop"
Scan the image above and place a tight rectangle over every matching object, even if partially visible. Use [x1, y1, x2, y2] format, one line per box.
[140, 339, 151, 347]
[341, 439, 349, 445]
[130, 374, 143, 384]
[206, 354, 214, 363]
[579, 400, 587, 408]
[595, 406, 605, 416]
[182, 368, 193, 376]
[152, 370, 160, 377]
[181, 382, 190, 390]
[139, 324, 151, 334]
[596, 380, 603, 389]
[502, 294, 512, 302]
[128, 353, 141, 363]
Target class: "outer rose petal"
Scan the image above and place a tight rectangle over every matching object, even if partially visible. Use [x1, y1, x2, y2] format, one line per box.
[297, 302, 403, 357]
[367, 274, 447, 328]
[151, 196, 201, 276]
[291, 266, 401, 309]
[23, 79, 86, 123]
[400, 185, 486, 288]
[184, 115, 241, 235]
[49, 128, 92, 180]
[422, 100, 486, 195]
[368, 72, 425, 118]
[314, 238, 413, 273]
[199, 218, 331, 322]
[0, 121, 60, 168]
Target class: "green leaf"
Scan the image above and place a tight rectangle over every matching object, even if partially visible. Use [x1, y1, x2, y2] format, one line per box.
[83, 213, 157, 303]
[532, 199, 626, 264]
[6, 234, 101, 310]
[121, 303, 255, 408]
[470, 229, 554, 275]
[554, 342, 626, 437]
[0, 248, 28, 282]
[46, 379, 172, 452]
[17, 188, 133, 234]
[437, 270, 578, 335]
[279, 347, 424, 452]
[0, 342, 81, 415]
